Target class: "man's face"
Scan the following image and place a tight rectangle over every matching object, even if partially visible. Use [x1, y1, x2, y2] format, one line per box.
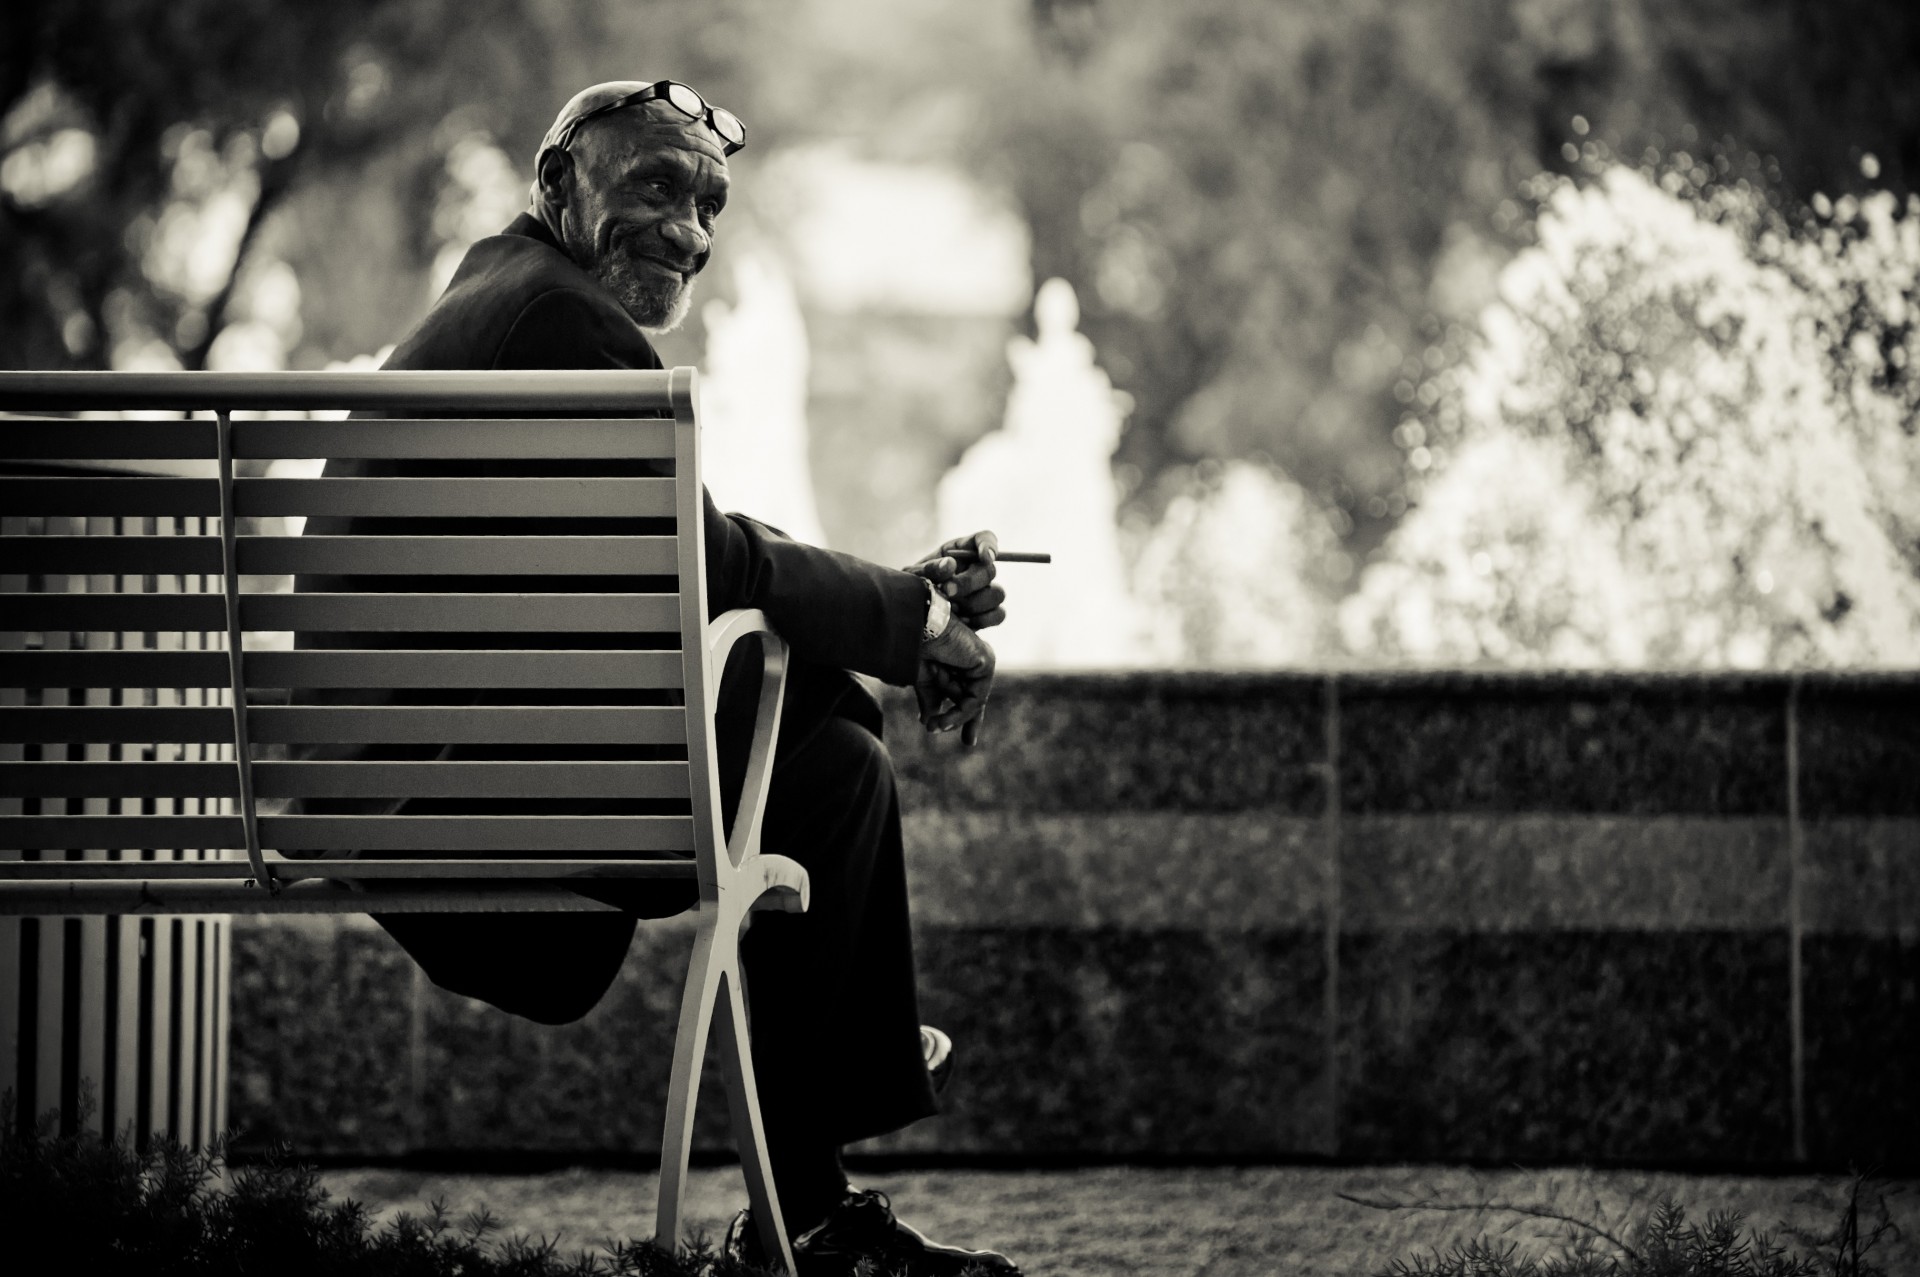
[551, 103, 730, 331]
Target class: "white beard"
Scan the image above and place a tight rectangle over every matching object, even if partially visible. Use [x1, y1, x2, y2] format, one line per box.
[595, 256, 695, 333]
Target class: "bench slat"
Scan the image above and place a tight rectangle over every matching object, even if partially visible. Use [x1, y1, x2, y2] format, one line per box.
[230, 419, 675, 459]
[0, 535, 225, 574]
[0, 368, 680, 413]
[233, 478, 676, 518]
[0, 705, 684, 745]
[254, 760, 690, 799]
[237, 535, 678, 576]
[0, 858, 694, 880]
[9, 593, 681, 633]
[0, 814, 696, 851]
[245, 593, 679, 632]
[246, 650, 682, 688]
[0, 880, 636, 916]
[251, 706, 687, 745]
[0, 650, 682, 689]
[262, 815, 697, 851]
[0, 533, 682, 576]
[0, 761, 691, 800]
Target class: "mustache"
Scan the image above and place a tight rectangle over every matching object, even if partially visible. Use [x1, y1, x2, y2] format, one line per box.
[607, 226, 703, 276]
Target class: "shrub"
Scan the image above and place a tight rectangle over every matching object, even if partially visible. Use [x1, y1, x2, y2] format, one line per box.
[0, 1098, 776, 1277]
[1349, 1177, 1900, 1277]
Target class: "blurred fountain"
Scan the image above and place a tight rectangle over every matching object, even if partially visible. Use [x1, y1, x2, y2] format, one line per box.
[1343, 159, 1920, 668]
[1131, 460, 1341, 666]
[937, 278, 1142, 666]
[699, 250, 829, 547]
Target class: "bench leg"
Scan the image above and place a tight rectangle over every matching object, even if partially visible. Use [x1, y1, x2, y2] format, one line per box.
[655, 920, 721, 1258]
[715, 957, 796, 1275]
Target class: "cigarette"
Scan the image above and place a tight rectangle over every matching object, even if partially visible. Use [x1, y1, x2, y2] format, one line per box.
[948, 549, 1051, 564]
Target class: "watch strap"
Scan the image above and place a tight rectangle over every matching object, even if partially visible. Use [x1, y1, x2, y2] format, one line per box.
[922, 577, 953, 641]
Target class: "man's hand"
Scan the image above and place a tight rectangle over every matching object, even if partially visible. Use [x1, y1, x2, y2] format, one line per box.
[915, 612, 996, 747]
[906, 530, 1006, 630]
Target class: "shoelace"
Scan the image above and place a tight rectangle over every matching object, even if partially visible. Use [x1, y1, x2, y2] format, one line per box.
[851, 1188, 893, 1218]
[786, 1188, 886, 1251]
[800, 1187, 900, 1252]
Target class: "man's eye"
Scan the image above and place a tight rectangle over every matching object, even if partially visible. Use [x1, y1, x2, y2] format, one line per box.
[698, 201, 722, 220]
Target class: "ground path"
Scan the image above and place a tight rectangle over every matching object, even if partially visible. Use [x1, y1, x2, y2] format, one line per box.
[321, 1164, 1918, 1275]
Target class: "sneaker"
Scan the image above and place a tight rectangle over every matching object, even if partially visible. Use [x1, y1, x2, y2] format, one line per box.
[725, 1187, 1021, 1276]
[921, 1025, 955, 1096]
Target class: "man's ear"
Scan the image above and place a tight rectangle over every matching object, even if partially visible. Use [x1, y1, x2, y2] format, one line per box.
[534, 146, 577, 217]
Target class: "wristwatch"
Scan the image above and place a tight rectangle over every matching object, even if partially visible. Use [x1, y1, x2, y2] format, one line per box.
[922, 577, 953, 641]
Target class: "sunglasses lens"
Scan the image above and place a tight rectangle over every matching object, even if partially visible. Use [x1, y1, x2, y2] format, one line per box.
[710, 107, 746, 146]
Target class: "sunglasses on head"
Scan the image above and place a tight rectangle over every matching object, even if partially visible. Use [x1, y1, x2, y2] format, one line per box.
[552, 80, 746, 156]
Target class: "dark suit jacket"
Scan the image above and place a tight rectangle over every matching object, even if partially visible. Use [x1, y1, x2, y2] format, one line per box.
[304, 214, 927, 1022]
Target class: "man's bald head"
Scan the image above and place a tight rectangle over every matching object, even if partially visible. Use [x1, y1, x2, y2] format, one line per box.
[529, 84, 735, 331]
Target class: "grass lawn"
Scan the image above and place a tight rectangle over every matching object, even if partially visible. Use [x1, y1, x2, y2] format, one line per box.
[321, 1163, 1918, 1275]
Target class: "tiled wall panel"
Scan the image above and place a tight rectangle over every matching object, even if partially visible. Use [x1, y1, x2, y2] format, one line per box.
[226, 672, 1917, 1168]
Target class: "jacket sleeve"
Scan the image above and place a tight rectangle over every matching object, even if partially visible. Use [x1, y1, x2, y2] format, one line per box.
[494, 286, 929, 687]
[704, 501, 926, 685]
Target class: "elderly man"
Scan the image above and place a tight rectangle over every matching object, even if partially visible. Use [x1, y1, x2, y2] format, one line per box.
[346, 81, 1022, 1274]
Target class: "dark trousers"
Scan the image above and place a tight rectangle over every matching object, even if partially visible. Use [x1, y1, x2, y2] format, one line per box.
[743, 715, 938, 1152]
[374, 711, 936, 1155]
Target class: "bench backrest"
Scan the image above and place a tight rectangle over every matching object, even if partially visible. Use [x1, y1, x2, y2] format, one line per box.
[0, 369, 725, 913]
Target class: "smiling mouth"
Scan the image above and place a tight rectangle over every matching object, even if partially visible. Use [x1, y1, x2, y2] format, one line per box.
[631, 254, 692, 281]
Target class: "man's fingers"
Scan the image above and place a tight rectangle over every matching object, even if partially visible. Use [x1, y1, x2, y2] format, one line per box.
[963, 606, 1007, 630]
[913, 676, 943, 726]
[954, 584, 1006, 618]
[928, 666, 992, 730]
[939, 530, 1001, 562]
[929, 694, 984, 732]
[961, 703, 986, 748]
[925, 533, 1002, 600]
[940, 529, 1000, 557]
[951, 562, 997, 597]
[908, 555, 959, 583]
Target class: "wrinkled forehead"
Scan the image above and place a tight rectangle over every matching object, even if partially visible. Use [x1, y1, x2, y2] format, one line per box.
[581, 100, 731, 167]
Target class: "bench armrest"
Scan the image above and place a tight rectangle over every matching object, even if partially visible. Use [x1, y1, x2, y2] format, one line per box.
[703, 610, 803, 914]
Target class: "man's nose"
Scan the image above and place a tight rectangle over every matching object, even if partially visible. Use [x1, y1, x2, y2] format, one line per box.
[659, 212, 709, 263]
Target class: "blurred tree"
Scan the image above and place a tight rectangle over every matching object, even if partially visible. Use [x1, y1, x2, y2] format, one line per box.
[0, 0, 1014, 365]
[968, 0, 1920, 551]
[0, 0, 584, 369]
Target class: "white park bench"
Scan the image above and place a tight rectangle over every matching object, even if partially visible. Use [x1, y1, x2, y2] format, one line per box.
[0, 368, 804, 1273]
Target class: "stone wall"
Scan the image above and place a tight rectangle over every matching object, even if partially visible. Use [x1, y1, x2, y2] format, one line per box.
[227, 672, 1918, 1168]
